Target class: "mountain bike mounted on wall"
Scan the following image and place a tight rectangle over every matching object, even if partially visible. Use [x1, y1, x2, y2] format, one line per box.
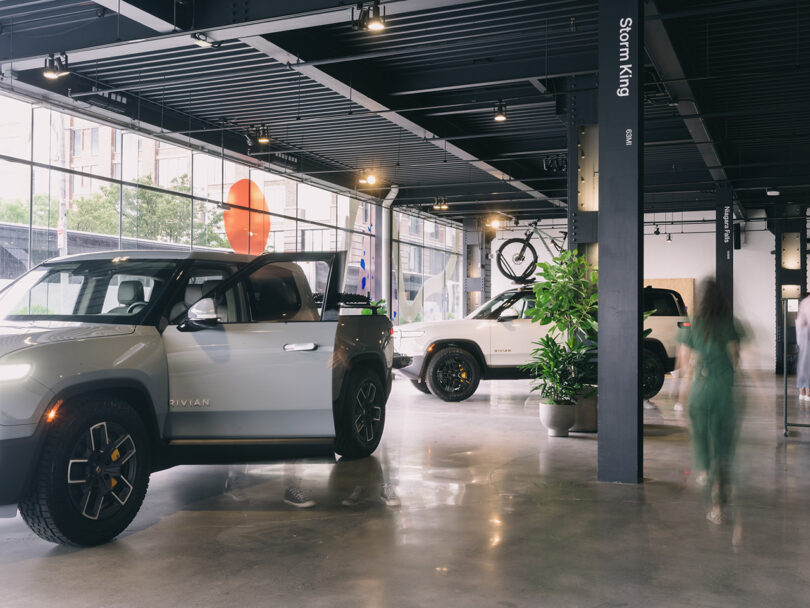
[495, 220, 568, 283]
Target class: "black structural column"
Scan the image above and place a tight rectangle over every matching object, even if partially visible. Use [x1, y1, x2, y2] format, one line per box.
[716, 183, 734, 314]
[597, 0, 644, 483]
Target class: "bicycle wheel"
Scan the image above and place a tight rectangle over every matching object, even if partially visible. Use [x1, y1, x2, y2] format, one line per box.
[496, 239, 538, 282]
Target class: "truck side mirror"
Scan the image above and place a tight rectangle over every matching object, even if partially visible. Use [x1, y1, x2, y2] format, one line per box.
[178, 298, 219, 332]
[498, 308, 519, 322]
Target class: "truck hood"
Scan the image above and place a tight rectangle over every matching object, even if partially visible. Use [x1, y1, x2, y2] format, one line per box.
[0, 322, 136, 360]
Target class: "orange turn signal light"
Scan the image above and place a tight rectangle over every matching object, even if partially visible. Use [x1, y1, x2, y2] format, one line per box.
[46, 400, 63, 422]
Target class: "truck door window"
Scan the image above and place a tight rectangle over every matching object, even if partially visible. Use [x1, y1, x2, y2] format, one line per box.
[240, 261, 325, 322]
[168, 264, 240, 324]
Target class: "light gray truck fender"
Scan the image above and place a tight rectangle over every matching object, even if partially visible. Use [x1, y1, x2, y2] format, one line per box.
[5, 326, 168, 438]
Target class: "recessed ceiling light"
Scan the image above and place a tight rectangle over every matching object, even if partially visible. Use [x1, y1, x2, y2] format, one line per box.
[43, 53, 69, 79]
[493, 100, 507, 122]
[766, 187, 780, 196]
[354, 1, 386, 32]
[191, 33, 221, 48]
[256, 125, 270, 145]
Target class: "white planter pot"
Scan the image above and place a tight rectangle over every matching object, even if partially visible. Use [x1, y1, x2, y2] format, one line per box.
[537, 400, 576, 437]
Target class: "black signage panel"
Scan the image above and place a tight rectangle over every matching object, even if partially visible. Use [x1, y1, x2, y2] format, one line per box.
[716, 184, 733, 315]
[597, 0, 644, 483]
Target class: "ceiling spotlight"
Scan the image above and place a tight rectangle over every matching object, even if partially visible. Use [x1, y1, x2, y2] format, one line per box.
[654, 225, 660, 236]
[440, 202, 449, 210]
[666, 233, 672, 243]
[359, 170, 377, 185]
[191, 32, 221, 48]
[353, 1, 386, 32]
[766, 187, 780, 196]
[493, 100, 507, 122]
[43, 53, 69, 79]
[489, 219, 501, 229]
[256, 125, 270, 145]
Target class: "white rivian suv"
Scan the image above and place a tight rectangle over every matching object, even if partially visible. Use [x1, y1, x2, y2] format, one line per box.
[394, 285, 686, 402]
[0, 250, 393, 546]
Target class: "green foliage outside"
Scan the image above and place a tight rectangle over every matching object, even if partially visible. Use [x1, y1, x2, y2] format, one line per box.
[0, 174, 228, 248]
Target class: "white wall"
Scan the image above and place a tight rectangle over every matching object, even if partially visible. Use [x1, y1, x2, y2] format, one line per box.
[491, 211, 775, 370]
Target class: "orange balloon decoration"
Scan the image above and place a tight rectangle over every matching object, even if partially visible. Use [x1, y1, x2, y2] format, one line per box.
[223, 179, 270, 254]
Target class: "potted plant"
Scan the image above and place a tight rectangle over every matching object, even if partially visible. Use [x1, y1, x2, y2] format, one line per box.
[523, 250, 599, 434]
[523, 336, 592, 436]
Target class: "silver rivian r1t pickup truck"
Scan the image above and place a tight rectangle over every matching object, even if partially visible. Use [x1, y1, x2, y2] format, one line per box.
[0, 250, 393, 546]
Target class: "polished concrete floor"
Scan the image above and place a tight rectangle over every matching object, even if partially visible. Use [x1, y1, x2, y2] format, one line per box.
[2, 372, 810, 607]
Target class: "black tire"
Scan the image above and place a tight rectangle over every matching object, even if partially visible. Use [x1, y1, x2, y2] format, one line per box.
[410, 379, 431, 394]
[425, 347, 481, 402]
[334, 367, 386, 459]
[18, 396, 151, 546]
[496, 238, 538, 283]
[642, 349, 666, 400]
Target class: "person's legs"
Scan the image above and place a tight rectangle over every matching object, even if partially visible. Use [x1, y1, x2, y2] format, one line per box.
[283, 462, 316, 508]
[689, 402, 710, 483]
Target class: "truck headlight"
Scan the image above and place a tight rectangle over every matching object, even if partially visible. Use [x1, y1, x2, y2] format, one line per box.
[0, 364, 31, 381]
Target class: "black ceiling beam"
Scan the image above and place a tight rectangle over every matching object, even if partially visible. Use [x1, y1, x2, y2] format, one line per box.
[389, 52, 597, 97]
[644, 0, 745, 220]
[0, 11, 159, 61]
[1, 0, 479, 71]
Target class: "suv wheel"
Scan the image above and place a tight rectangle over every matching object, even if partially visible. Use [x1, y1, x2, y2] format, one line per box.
[18, 396, 151, 546]
[334, 367, 386, 459]
[426, 347, 481, 402]
[642, 349, 666, 400]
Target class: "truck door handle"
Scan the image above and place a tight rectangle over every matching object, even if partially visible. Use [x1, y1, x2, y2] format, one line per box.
[284, 342, 318, 351]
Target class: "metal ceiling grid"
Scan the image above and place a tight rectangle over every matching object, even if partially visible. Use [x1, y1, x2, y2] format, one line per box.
[660, 0, 810, 208]
[0, 0, 802, 220]
[316, 0, 598, 72]
[0, 1, 101, 35]
[66, 37, 520, 202]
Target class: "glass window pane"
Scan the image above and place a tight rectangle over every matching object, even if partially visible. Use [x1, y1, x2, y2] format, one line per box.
[192, 152, 223, 203]
[192, 199, 229, 251]
[340, 232, 373, 295]
[0, 96, 31, 161]
[155, 141, 191, 192]
[122, 185, 190, 248]
[0, 159, 31, 281]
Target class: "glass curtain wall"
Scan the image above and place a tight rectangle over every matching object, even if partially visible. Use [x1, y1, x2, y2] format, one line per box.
[0, 94, 376, 295]
[392, 209, 462, 324]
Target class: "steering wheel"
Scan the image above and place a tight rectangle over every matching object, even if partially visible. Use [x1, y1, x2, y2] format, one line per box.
[126, 302, 148, 314]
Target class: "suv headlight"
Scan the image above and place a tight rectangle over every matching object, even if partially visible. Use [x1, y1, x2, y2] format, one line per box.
[0, 363, 31, 382]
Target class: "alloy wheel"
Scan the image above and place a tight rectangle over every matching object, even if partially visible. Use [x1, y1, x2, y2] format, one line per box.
[66, 421, 138, 521]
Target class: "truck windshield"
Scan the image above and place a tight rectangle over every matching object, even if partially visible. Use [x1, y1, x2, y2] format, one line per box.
[466, 291, 521, 319]
[0, 258, 180, 324]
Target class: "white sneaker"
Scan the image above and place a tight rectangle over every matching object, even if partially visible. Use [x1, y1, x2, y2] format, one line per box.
[284, 486, 316, 508]
[379, 483, 401, 507]
[342, 486, 365, 507]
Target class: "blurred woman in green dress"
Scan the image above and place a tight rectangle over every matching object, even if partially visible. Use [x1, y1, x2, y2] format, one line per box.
[677, 278, 745, 524]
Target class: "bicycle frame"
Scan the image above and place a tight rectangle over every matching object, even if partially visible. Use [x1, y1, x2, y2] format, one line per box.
[525, 221, 564, 258]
